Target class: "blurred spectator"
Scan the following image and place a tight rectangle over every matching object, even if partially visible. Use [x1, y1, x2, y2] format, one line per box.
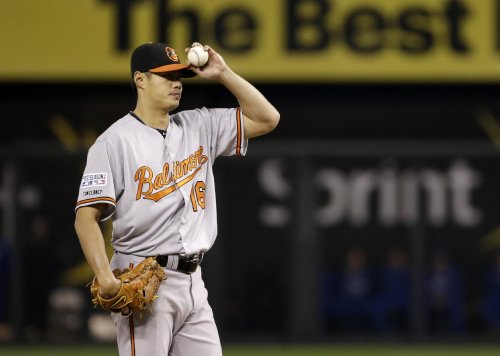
[0, 233, 12, 341]
[322, 247, 375, 333]
[425, 248, 465, 333]
[481, 250, 500, 332]
[370, 246, 411, 334]
[23, 214, 58, 341]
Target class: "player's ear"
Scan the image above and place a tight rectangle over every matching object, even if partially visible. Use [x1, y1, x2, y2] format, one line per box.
[133, 71, 146, 90]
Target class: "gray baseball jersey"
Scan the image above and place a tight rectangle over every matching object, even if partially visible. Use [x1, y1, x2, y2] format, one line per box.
[76, 107, 247, 256]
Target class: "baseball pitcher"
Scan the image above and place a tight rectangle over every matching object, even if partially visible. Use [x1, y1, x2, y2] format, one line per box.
[74, 42, 280, 355]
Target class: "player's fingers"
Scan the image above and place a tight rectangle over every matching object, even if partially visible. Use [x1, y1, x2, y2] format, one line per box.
[204, 47, 218, 59]
[185, 42, 203, 52]
[188, 66, 201, 75]
[187, 65, 200, 75]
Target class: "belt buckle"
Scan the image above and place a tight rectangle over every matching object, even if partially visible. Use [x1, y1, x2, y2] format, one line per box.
[188, 254, 201, 264]
[181, 254, 201, 273]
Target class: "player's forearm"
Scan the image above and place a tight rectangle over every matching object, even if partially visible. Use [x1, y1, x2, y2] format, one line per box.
[74, 208, 116, 286]
[218, 68, 280, 137]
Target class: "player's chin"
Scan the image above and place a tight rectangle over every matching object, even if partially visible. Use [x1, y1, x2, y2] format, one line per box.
[164, 97, 181, 110]
[169, 95, 181, 104]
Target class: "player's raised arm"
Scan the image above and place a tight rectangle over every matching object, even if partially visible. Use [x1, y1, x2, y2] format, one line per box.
[187, 44, 280, 139]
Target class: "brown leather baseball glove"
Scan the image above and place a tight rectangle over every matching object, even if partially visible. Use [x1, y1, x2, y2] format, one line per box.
[89, 257, 167, 316]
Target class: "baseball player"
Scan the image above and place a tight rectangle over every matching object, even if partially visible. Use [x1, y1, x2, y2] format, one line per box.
[74, 42, 279, 355]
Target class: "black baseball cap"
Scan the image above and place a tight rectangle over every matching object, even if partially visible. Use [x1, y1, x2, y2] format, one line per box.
[130, 42, 196, 78]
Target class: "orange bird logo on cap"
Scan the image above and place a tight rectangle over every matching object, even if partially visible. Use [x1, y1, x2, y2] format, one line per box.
[165, 47, 179, 62]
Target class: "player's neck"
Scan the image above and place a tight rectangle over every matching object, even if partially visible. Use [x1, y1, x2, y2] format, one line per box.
[132, 106, 170, 131]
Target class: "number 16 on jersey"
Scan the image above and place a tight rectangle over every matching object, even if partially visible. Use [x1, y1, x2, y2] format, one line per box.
[190, 181, 206, 212]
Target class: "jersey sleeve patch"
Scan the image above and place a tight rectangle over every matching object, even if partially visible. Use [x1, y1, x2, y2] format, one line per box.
[80, 173, 108, 188]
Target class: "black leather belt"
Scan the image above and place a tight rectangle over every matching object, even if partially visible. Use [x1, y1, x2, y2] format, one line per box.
[155, 254, 203, 274]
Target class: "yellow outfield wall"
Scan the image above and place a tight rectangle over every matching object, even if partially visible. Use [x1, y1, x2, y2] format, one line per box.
[1, 0, 500, 82]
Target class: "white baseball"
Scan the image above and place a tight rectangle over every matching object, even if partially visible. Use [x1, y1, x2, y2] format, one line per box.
[187, 46, 209, 67]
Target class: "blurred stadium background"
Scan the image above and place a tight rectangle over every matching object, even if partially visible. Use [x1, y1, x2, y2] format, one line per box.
[2, 0, 500, 354]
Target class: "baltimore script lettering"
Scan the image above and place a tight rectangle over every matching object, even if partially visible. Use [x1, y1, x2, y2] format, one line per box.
[134, 146, 208, 202]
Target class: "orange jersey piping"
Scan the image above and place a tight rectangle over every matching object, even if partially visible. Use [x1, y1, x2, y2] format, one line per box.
[236, 107, 242, 156]
[76, 196, 116, 207]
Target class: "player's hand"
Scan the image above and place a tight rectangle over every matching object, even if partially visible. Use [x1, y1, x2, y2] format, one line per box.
[185, 43, 229, 81]
[98, 277, 122, 298]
